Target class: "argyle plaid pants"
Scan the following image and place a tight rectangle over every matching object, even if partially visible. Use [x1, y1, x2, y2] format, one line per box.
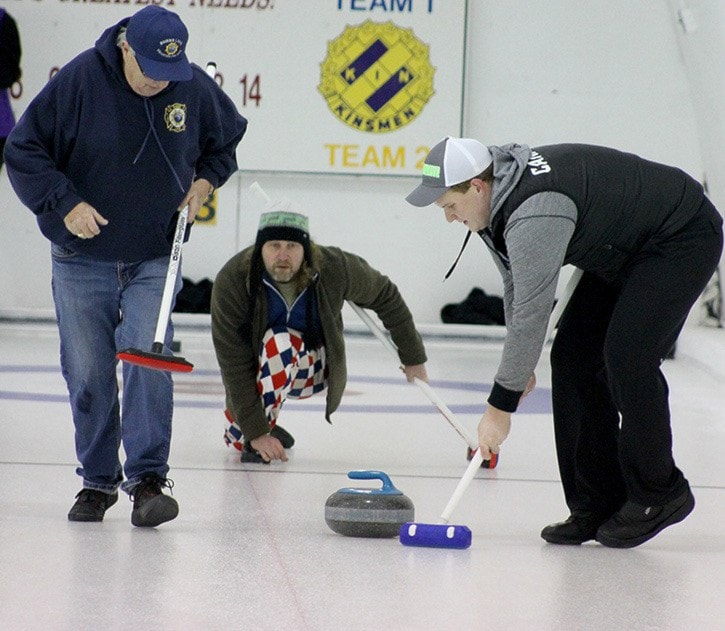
[224, 326, 327, 450]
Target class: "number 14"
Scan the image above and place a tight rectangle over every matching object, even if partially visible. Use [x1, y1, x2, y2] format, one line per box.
[239, 74, 262, 107]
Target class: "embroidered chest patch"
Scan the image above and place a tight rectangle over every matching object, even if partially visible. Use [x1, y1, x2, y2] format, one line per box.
[164, 103, 187, 133]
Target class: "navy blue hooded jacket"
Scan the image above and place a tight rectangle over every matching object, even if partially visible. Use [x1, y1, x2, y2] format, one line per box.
[4, 16, 247, 262]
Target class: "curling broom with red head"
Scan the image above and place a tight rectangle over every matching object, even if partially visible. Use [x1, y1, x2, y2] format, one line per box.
[116, 205, 193, 373]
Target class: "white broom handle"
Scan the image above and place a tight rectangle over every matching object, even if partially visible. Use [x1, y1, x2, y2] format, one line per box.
[411, 377, 477, 450]
[440, 448, 484, 523]
[545, 267, 583, 342]
[349, 301, 399, 361]
[349, 301, 478, 450]
[249, 181, 271, 203]
[153, 206, 188, 345]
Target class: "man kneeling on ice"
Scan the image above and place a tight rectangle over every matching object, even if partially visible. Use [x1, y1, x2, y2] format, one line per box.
[211, 204, 428, 463]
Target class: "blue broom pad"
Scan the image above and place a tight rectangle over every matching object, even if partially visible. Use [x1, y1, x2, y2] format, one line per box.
[399, 522, 472, 549]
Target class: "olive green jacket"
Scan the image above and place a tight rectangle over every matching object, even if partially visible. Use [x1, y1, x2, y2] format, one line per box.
[211, 244, 427, 441]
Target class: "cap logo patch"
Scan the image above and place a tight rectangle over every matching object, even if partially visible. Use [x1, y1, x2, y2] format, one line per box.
[164, 103, 186, 132]
[159, 38, 183, 59]
[422, 163, 440, 178]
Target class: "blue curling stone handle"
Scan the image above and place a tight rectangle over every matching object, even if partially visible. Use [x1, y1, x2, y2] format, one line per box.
[338, 470, 403, 495]
[399, 522, 472, 549]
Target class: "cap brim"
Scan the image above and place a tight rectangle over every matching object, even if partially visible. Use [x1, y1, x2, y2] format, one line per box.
[136, 53, 193, 81]
[405, 183, 448, 207]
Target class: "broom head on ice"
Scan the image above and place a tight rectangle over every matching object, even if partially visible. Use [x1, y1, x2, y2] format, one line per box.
[117, 342, 193, 373]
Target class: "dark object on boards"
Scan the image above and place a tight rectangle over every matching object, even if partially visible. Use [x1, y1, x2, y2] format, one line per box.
[441, 287, 505, 325]
[174, 277, 214, 313]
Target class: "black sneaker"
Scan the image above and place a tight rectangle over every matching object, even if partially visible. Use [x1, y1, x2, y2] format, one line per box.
[68, 489, 118, 522]
[541, 510, 607, 545]
[596, 488, 695, 548]
[130, 475, 179, 528]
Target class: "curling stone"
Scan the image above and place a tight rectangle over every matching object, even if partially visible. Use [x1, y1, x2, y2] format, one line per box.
[325, 470, 414, 538]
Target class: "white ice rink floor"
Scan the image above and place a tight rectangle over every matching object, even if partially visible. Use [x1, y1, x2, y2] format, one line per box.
[1, 319, 723, 631]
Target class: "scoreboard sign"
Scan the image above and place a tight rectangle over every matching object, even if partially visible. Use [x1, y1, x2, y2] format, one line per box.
[7, 0, 467, 176]
[318, 21, 435, 134]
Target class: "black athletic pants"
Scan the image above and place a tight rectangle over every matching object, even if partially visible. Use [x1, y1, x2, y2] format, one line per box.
[550, 201, 723, 516]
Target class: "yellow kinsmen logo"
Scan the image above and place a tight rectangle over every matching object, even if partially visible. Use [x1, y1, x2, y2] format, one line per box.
[319, 21, 435, 134]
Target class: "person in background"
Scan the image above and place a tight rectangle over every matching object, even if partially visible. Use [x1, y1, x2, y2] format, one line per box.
[0, 7, 21, 171]
[406, 136, 722, 548]
[211, 205, 428, 463]
[4, 6, 248, 527]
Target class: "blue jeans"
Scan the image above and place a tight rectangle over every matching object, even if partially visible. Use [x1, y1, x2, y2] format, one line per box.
[51, 244, 182, 494]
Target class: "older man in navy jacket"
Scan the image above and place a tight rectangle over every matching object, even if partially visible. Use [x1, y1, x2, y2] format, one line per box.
[4, 6, 247, 527]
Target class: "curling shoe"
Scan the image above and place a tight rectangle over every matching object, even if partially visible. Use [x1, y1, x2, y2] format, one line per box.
[130, 475, 179, 528]
[596, 488, 695, 548]
[541, 510, 607, 545]
[240, 443, 268, 464]
[240, 425, 295, 463]
[270, 424, 295, 448]
[68, 489, 118, 522]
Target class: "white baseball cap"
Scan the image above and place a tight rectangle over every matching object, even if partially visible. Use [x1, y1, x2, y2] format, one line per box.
[405, 137, 493, 207]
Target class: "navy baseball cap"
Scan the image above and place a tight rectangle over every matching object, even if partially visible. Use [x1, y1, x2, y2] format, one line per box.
[126, 6, 192, 82]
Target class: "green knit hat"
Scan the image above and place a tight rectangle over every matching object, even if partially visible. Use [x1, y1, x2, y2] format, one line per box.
[255, 209, 311, 260]
[258, 211, 309, 234]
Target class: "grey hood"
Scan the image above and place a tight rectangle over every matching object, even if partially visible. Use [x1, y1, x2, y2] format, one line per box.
[488, 144, 532, 223]
[443, 143, 532, 280]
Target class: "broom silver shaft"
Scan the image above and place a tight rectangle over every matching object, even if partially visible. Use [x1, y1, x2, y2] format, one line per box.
[153, 206, 188, 345]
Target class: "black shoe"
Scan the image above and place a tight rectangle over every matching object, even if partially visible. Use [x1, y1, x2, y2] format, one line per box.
[241, 425, 295, 463]
[68, 489, 118, 522]
[241, 444, 269, 464]
[270, 424, 295, 448]
[596, 488, 695, 548]
[541, 511, 606, 545]
[130, 475, 179, 528]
